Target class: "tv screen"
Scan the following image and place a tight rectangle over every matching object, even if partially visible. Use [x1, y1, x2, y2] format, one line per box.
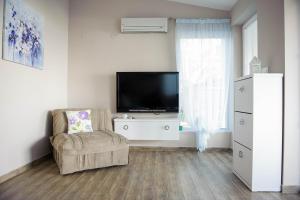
[117, 72, 179, 113]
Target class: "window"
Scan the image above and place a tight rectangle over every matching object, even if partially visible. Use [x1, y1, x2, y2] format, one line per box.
[243, 15, 258, 76]
[176, 19, 233, 150]
[179, 38, 229, 130]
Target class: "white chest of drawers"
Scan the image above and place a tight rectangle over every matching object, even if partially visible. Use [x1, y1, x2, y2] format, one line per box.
[233, 73, 283, 192]
[114, 118, 180, 140]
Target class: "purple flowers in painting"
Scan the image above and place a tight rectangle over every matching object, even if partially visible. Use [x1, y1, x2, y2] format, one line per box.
[3, 0, 43, 69]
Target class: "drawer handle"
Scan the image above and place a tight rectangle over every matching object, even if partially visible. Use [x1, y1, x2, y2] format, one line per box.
[123, 125, 128, 130]
[239, 86, 245, 92]
[239, 119, 245, 125]
[239, 151, 243, 158]
[164, 125, 170, 130]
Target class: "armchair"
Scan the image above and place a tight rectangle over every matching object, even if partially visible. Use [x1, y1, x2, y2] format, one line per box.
[50, 108, 129, 174]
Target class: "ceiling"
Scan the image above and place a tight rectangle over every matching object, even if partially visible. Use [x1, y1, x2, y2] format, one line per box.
[168, 0, 238, 11]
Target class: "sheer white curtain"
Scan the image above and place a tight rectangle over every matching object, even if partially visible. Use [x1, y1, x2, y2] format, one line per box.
[176, 19, 233, 151]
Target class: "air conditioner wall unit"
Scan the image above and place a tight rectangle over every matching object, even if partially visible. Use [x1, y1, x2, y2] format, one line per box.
[121, 18, 168, 33]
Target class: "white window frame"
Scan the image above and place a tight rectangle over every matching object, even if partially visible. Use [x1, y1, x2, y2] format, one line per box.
[243, 14, 258, 76]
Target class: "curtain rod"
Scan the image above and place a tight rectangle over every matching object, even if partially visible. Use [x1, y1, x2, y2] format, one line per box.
[174, 18, 231, 24]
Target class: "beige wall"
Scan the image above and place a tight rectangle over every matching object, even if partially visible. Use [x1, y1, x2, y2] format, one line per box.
[231, 0, 256, 77]
[68, 0, 231, 148]
[68, 0, 229, 111]
[231, 0, 256, 26]
[283, 0, 300, 190]
[0, 0, 69, 177]
[231, 0, 285, 74]
[257, 0, 285, 73]
[232, 26, 243, 78]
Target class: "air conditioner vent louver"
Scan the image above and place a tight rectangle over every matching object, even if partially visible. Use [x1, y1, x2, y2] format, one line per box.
[121, 18, 168, 33]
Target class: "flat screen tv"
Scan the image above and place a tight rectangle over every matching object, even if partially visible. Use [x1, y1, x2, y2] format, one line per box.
[117, 72, 179, 113]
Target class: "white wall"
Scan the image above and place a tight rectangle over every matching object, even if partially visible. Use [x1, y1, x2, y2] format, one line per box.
[283, 0, 300, 189]
[0, 0, 69, 177]
[68, 0, 232, 148]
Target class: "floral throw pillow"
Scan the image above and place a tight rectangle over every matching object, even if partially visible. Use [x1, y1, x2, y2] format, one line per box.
[66, 110, 93, 134]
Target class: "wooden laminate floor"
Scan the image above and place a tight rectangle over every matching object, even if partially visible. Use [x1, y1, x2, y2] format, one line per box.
[0, 150, 299, 200]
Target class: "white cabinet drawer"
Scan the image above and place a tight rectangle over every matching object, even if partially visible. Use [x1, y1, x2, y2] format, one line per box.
[234, 112, 253, 149]
[114, 120, 179, 140]
[235, 78, 253, 113]
[233, 142, 252, 186]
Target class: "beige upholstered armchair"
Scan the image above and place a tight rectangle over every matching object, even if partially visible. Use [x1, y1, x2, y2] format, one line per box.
[50, 108, 129, 175]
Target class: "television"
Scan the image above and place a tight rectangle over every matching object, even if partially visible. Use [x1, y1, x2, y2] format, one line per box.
[117, 72, 179, 113]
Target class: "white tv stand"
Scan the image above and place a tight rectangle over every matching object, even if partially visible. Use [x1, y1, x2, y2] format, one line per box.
[113, 117, 180, 140]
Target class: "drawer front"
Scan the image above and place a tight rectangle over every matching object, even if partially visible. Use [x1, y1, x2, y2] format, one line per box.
[234, 112, 253, 149]
[233, 142, 252, 186]
[234, 78, 253, 113]
[114, 121, 179, 140]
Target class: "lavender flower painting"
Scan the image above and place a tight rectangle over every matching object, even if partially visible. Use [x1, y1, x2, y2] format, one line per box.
[3, 0, 44, 69]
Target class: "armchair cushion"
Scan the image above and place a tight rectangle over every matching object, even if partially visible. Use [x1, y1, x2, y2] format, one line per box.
[51, 130, 128, 155]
